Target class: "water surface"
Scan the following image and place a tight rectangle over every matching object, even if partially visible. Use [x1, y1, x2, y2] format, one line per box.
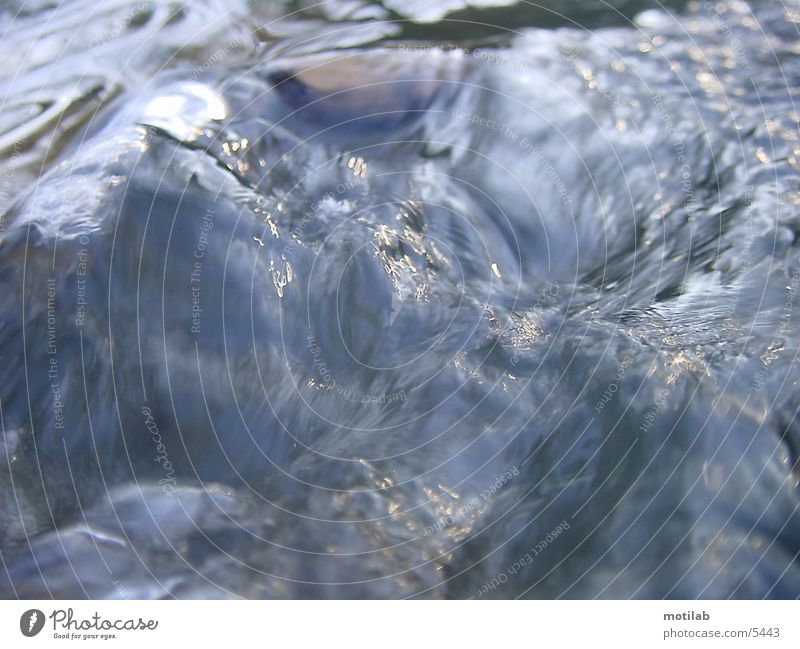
[1, 0, 799, 598]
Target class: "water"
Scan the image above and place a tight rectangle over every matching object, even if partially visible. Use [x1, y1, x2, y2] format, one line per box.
[0, 0, 799, 598]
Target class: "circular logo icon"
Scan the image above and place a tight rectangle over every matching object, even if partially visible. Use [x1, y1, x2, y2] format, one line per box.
[20, 609, 45, 637]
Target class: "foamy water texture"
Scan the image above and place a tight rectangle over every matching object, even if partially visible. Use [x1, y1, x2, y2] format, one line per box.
[0, 0, 799, 598]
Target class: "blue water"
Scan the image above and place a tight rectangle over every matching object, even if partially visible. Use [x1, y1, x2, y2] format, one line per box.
[0, 0, 799, 598]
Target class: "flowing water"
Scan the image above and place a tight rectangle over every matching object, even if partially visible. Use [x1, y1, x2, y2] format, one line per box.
[1, 0, 799, 598]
